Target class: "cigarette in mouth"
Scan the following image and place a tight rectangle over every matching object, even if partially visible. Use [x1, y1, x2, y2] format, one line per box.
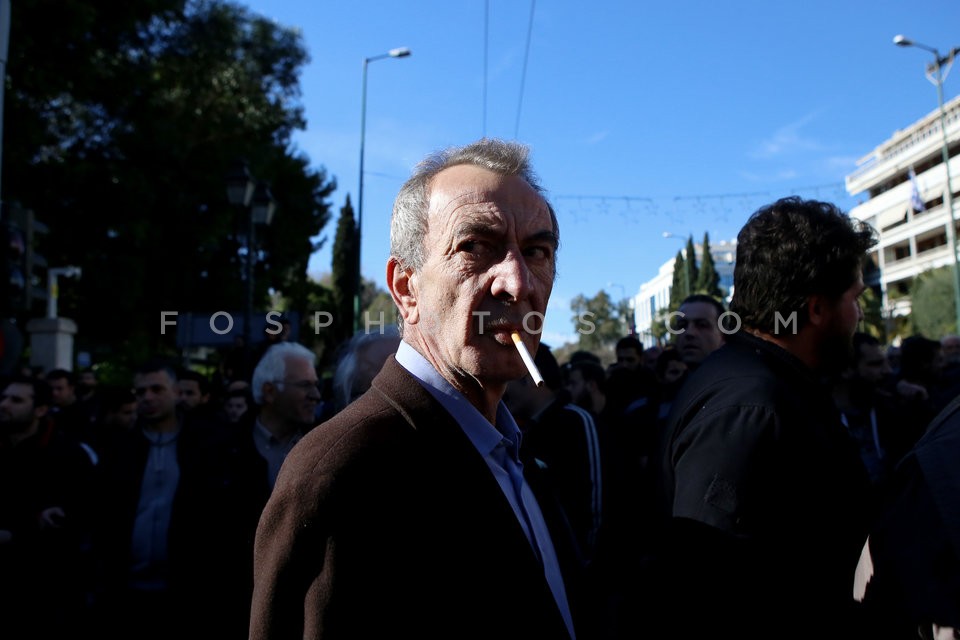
[511, 331, 544, 388]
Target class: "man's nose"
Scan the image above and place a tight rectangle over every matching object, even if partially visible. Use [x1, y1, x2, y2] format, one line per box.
[489, 249, 532, 302]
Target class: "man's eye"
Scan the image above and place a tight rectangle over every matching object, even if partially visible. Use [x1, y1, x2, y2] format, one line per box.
[458, 240, 491, 256]
[523, 245, 553, 260]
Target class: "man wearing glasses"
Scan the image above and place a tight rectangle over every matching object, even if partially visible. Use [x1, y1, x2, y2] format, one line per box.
[249, 342, 322, 489]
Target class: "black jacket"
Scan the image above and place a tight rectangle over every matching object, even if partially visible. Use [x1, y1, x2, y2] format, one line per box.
[653, 331, 872, 638]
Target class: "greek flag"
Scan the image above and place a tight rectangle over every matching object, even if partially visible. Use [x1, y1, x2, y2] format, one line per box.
[909, 166, 926, 212]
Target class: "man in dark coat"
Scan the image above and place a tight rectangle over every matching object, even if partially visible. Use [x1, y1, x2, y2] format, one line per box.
[251, 139, 581, 639]
[654, 197, 877, 639]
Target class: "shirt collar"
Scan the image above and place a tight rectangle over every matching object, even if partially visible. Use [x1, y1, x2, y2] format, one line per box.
[395, 341, 522, 458]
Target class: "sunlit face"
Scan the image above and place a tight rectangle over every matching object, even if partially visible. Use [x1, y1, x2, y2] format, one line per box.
[396, 165, 557, 389]
[675, 301, 724, 366]
[133, 370, 179, 425]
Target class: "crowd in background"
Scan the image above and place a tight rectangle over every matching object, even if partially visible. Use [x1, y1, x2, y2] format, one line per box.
[3, 301, 960, 638]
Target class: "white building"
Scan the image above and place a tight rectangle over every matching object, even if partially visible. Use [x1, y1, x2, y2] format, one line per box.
[845, 94, 960, 323]
[633, 239, 737, 348]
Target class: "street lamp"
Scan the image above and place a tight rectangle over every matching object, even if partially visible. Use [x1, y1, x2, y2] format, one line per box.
[894, 34, 960, 331]
[356, 46, 411, 333]
[663, 232, 692, 296]
[226, 160, 276, 351]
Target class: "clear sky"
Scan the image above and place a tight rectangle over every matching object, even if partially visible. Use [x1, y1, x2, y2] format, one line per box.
[241, 0, 960, 346]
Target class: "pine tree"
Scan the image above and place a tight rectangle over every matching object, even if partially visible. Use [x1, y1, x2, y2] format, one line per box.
[685, 235, 700, 294]
[669, 250, 688, 310]
[332, 195, 358, 344]
[696, 232, 722, 297]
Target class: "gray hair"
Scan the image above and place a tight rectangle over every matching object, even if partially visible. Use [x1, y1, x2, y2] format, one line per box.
[332, 326, 401, 412]
[390, 138, 558, 272]
[251, 342, 317, 405]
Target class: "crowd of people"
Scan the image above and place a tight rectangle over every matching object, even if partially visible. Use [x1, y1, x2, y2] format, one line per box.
[2, 138, 959, 639]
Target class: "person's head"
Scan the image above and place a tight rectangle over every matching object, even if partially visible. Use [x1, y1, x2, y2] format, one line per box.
[252, 342, 320, 430]
[177, 369, 211, 411]
[223, 387, 253, 424]
[851, 332, 891, 386]
[940, 334, 960, 366]
[655, 348, 688, 386]
[563, 360, 607, 414]
[674, 294, 726, 367]
[98, 386, 138, 430]
[387, 139, 558, 408]
[730, 197, 876, 369]
[133, 359, 180, 430]
[614, 336, 644, 371]
[45, 368, 77, 408]
[0, 376, 51, 443]
[332, 328, 402, 412]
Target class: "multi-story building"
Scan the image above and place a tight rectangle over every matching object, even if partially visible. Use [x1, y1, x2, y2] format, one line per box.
[846, 94, 960, 323]
[633, 239, 737, 348]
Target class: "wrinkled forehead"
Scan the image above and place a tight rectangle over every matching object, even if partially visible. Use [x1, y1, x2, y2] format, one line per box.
[427, 165, 550, 227]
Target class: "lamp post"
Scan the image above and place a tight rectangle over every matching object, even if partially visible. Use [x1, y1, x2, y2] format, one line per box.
[894, 34, 960, 331]
[663, 232, 692, 296]
[356, 46, 411, 333]
[226, 161, 276, 352]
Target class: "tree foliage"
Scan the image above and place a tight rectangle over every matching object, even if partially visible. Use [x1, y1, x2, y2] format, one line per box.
[911, 266, 957, 338]
[331, 195, 358, 345]
[669, 251, 688, 309]
[570, 290, 620, 353]
[4, 0, 335, 365]
[696, 232, 722, 297]
[685, 235, 699, 294]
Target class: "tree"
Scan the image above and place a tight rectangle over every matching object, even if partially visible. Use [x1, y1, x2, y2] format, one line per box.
[331, 195, 358, 345]
[669, 251, 688, 310]
[859, 285, 886, 343]
[4, 0, 335, 365]
[570, 290, 620, 353]
[650, 308, 671, 346]
[685, 235, 700, 296]
[911, 266, 957, 338]
[696, 232, 722, 297]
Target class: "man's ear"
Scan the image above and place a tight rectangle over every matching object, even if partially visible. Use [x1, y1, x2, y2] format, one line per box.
[806, 294, 828, 328]
[387, 257, 420, 326]
[261, 382, 279, 405]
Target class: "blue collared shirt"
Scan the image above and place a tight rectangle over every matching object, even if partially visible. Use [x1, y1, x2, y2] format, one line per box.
[395, 341, 575, 638]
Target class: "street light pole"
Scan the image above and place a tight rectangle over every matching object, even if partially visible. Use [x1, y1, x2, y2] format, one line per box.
[227, 162, 276, 354]
[356, 46, 411, 334]
[895, 35, 960, 331]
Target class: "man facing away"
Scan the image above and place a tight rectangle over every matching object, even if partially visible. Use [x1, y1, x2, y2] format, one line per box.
[653, 197, 877, 639]
[250, 139, 581, 639]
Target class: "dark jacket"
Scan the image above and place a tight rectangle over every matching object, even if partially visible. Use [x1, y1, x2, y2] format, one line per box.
[654, 331, 872, 638]
[250, 356, 582, 639]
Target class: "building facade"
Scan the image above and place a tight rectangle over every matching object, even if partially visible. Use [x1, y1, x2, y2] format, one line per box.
[846, 94, 960, 325]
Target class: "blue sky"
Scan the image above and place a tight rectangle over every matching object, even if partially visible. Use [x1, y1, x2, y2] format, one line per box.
[242, 0, 960, 346]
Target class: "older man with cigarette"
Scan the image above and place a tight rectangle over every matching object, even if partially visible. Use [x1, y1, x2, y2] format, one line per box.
[250, 139, 582, 639]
